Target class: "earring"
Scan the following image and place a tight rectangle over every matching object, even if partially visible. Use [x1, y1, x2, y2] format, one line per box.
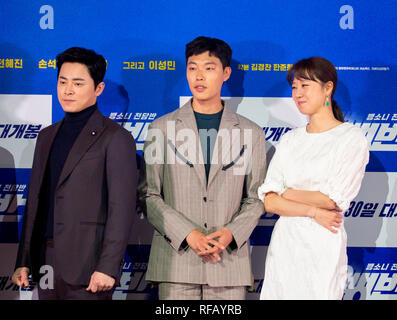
[325, 95, 330, 107]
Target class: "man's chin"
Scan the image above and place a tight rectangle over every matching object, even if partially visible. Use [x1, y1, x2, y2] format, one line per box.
[60, 103, 92, 113]
[61, 106, 80, 113]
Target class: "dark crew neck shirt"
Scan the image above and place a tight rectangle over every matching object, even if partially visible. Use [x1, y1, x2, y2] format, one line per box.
[41, 104, 98, 238]
[193, 108, 224, 182]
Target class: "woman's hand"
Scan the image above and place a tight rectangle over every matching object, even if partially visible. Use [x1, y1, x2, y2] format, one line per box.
[308, 207, 343, 233]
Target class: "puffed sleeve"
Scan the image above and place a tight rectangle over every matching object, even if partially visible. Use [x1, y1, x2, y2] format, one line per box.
[319, 127, 369, 212]
[257, 131, 290, 202]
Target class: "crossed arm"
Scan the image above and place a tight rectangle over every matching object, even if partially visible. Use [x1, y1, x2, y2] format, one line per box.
[264, 188, 343, 233]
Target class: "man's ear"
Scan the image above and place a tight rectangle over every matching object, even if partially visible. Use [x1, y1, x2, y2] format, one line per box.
[223, 66, 231, 82]
[95, 81, 105, 97]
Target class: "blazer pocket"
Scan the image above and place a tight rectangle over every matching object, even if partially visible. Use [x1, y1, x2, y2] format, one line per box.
[167, 139, 194, 168]
[80, 221, 106, 226]
[81, 151, 101, 161]
[222, 145, 247, 171]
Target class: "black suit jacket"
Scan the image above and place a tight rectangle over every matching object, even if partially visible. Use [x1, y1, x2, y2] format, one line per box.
[15, 108, 137, 285]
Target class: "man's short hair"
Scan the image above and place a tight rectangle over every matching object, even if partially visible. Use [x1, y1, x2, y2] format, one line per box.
[56, 47, 106, 88]
[185, 36, 232, 69]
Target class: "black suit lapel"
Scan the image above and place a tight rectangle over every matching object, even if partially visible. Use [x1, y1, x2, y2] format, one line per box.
[56, 109, 105, 190]
[37, 121, 62, 186]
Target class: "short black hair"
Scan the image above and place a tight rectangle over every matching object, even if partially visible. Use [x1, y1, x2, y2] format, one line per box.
[56, 47, 106, 88]
[185, 36, 232, 69]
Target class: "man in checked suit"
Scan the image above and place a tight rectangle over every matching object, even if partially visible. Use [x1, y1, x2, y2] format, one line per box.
[12, 47, 137, 299]
[139, 36, 267, 300]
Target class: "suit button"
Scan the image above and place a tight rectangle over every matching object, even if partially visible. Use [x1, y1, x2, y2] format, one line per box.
[203, 197, 207, 202]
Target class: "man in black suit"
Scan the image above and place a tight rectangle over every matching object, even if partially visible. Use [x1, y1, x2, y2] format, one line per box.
[12, 47, 137, 299]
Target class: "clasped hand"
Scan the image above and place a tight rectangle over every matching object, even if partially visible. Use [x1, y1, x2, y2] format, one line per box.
[186, 227, 233, 263]
[310, 206, 343, 234]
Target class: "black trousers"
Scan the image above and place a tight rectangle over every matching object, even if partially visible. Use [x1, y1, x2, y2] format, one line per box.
[37, 239, 113, 300]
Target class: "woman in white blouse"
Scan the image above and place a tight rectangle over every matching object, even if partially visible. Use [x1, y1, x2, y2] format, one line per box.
[258, 57, 369, 300]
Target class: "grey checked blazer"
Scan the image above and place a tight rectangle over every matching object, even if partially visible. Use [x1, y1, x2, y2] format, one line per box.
[140, 100, 267, 287]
